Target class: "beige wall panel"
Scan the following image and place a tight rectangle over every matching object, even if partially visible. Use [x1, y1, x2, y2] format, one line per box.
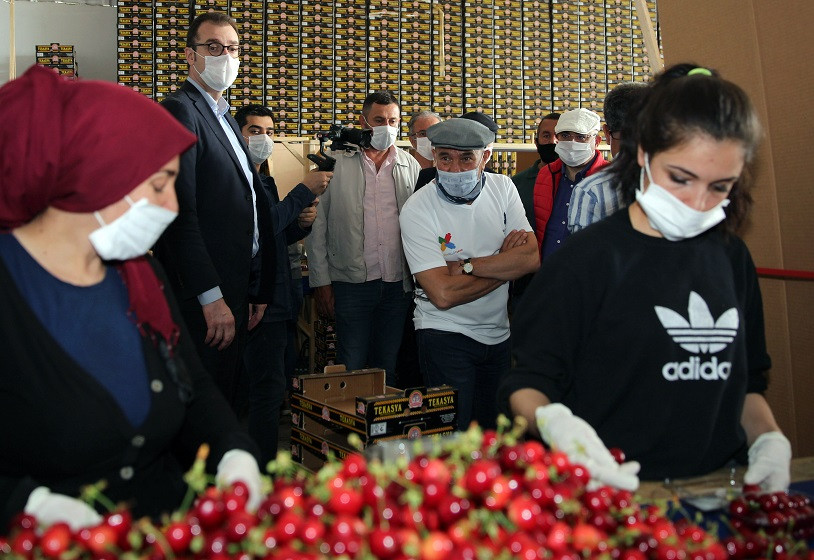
[660, 0, 814, 457]
[787, 283, 814, 456]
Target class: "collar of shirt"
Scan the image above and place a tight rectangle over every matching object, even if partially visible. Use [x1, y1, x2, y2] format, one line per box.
[187, 78, 231, 118]
[361, 145, 397, 170]
[563, 152, 599, 184]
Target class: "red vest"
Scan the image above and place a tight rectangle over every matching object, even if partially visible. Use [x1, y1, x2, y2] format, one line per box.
[532, 153, 608, 251]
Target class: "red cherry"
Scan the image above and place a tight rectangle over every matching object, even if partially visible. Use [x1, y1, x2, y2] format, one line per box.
[566, 463, 591, 486]
[423, 457, 452, 487]
[506, 496, 541, 532]
[546, 521, 571, 553]
[103, 509, 133, 550]
[83, 524, 117, 555]
[463, 458, 501, 496]
[368, 528, 401, 559]
[341, 453, 368, 478]
[299, 517, 326, 546]
[328, 485, 364, 516]
[420, 531, 454, 560]
[40, 523, 71, 559]
[484, 475, 513, 511]
[609, 447, 626, 464]
[194, 494, 225, 529]
[164, 520, 193, 554]
[437, 495, 471, 526]
[9, 513, 37, 532]
[225, 510, 256, 542]
[742, 483, 762, 495]
[11, 528, 37, 556]
[572, 522, 604, 553]
[274, 510, 303, 544]
[481, 429, 498, 450]
[521, 440, 547, 465]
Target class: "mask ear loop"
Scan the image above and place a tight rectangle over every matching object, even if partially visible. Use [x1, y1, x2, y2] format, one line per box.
[643, 153, 655, 183]
[94, 195, 136, 227]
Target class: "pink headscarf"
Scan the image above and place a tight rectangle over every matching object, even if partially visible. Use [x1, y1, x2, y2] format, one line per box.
[0, 65, 197, 346]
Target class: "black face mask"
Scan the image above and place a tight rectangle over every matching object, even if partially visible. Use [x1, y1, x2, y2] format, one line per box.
[536, 142, 559, 164]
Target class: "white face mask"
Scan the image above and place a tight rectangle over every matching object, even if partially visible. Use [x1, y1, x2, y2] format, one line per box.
[364, 117, 398, 151]
[415, 137, 434, 161]
[194, 52, 239, 92]
[436, 159, 484, 204]
[89, 196, 178, 261]
[555, 140, 595, 167]
[635, 153, 730, 241]
[247, 134, 274, 165]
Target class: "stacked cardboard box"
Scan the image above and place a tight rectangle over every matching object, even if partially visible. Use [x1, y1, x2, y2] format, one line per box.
[313, 318, 338, 372]
[264, 2, 301, 135]
[153, 1, 188, 102]
[36, 44, 78, 80]
[299, 0, 335, 137]
[230, 0, 265, 108]
[289, 368, 458, 470]
[117, 0, 154, 97]
[434, 2, 464, 119]
[333, 3, 367, 127]
[397, 1, 432, 124]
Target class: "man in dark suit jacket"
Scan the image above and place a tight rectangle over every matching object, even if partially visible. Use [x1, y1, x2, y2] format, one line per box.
[155, 12, 274, 410]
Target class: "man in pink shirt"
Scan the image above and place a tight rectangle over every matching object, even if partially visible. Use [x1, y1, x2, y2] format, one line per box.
[306, 91, 420, 385]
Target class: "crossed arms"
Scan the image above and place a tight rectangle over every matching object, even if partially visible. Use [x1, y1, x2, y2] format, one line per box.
[415, 229, 540, 310]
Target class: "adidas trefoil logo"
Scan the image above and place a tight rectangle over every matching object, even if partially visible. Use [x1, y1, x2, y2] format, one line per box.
[654, 291, 738, 382]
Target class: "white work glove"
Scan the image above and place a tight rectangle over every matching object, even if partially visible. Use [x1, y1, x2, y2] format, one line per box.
[536, 403, 640, 491]
[743, 431, 791, 492]
[216, 449, 263, 511]
[24, 487, 102, 531]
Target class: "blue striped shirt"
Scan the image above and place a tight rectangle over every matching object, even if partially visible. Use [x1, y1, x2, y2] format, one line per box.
[567, 168, 624, 233]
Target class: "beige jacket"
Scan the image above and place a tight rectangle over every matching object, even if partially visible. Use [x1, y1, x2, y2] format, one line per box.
[306, 147, 419, 292]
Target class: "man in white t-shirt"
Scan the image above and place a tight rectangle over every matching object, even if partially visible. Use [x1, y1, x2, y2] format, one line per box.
[399, 119, 540, 429]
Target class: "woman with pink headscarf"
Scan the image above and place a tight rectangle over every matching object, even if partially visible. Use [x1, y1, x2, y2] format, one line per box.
[0, 65, 262, 531]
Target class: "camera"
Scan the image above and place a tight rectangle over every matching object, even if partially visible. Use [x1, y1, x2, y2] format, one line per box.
[308, 124, 373, 171]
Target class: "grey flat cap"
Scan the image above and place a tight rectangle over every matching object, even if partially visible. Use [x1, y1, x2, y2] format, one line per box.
[426, 118, 493, 150]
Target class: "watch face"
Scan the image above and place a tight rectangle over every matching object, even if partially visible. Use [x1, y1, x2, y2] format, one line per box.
[463, 262, 474, 274]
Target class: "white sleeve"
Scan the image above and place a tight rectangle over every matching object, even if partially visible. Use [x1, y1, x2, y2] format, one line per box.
[399, 195, 448, 276]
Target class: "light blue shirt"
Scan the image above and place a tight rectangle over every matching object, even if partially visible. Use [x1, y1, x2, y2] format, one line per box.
[188, 79, 259, 305]
[567, 168, 623, 233]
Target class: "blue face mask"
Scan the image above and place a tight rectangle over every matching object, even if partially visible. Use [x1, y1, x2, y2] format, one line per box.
[436, 167, 484, 204]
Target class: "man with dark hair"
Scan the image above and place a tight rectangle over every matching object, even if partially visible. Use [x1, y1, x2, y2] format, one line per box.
[234, 104, 331, 463]
[509, 112, 560, 304]
[415, 110, 499, 190]
[512, 113, 560, 228]
[307, 91, 420, 385]
[568, 82, 648, 232]
[154, 12, 274, 410]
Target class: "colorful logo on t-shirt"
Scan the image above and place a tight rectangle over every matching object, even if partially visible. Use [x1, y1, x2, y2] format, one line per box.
[438, 232, 455, 252]
[654, 291, 738, 382]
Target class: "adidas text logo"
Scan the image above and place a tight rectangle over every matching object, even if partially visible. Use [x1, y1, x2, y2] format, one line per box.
[654, 291, 738, 382]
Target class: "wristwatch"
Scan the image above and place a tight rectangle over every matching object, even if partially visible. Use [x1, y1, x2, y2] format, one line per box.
[461, 258, 474, 275]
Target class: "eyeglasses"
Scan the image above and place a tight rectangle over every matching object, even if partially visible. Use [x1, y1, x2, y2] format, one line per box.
[192, 42, 241, 57]
[609, 130, 623, 140]
[556, 131, 596, 143]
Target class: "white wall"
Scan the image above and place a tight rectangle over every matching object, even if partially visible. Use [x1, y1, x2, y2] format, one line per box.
[0, 1, 116, 86]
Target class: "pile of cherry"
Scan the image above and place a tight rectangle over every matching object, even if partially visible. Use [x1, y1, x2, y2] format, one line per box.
[724, 484, 814, 556]
[1, 422, 813, 559]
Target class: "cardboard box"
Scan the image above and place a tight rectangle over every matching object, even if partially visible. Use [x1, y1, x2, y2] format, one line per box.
[291, 367, 457, 442]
